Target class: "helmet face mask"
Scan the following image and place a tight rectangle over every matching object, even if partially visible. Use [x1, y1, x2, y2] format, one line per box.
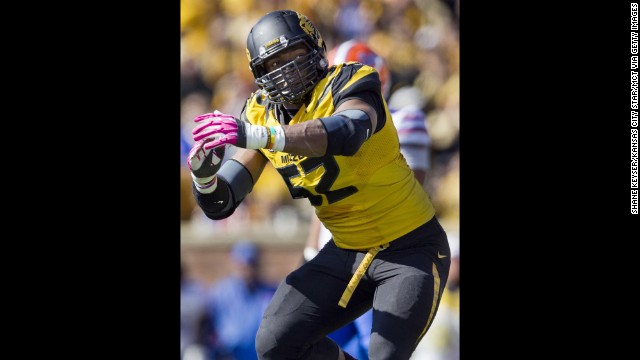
[256, 44, 326, 104]
[246, 10, 328, 104]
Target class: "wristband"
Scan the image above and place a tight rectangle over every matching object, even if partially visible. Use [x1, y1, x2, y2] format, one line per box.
[244, 123, 269, 149]
[191, 172, 216, 185]
[193, 175, 218, 194]
[266, 126, 276, 150]
[270, 126, 286, 151]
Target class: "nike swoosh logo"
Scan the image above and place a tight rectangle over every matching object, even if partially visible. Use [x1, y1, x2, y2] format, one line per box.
[437, 252, 448, 259]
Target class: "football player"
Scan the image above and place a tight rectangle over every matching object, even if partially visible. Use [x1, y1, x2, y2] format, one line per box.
[303, 40, 433, 360]
[187, 10, 450, 360]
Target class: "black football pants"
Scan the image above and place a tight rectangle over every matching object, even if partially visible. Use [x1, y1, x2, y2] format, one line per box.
[255, 216, 451, 360]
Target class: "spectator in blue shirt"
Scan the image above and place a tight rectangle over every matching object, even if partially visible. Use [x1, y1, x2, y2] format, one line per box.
[181, 263, 209, 360]
[204, 241, 276, 360]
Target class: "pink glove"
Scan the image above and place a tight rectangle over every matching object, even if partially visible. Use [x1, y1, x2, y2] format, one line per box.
[192, 110, 270, 150]
[192, 110, 240, 150]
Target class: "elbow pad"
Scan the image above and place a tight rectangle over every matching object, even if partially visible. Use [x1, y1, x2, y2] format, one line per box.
[192, 159, 254, 220]
[319, 109, 372, 156]
[192, 180, 234, 220]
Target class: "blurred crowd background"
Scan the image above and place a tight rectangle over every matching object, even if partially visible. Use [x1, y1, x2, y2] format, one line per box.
[180, 1, 459, 359]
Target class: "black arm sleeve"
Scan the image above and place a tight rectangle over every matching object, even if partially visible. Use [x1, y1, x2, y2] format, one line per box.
[192, 159, 255, 220]
[192, 180, 235, 220]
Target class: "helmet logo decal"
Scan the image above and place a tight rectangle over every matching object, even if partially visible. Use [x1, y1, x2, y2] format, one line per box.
[296, 12, 323, 48]
[246, 48, 251, 62]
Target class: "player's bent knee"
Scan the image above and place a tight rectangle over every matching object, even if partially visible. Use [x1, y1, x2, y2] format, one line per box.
[255, 325, 279, 360]
[256, 323, 342, 360]
[369, 334, 414, 360]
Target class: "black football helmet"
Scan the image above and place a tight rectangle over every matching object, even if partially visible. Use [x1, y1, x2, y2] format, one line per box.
[246, 10, 328, 104]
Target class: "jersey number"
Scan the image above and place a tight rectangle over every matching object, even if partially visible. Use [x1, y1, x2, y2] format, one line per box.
[276, 156, 357, 206]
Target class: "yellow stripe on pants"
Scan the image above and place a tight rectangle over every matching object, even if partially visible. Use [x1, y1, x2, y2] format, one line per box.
[338, 244, 389, 308]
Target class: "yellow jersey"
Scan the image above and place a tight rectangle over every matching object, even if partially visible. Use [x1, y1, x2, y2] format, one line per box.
[241, 63, 435, 249]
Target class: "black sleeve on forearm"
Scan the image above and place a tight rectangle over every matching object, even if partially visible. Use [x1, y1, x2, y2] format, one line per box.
[192, 159, 255, 220]
[192, 180, 236, 220]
